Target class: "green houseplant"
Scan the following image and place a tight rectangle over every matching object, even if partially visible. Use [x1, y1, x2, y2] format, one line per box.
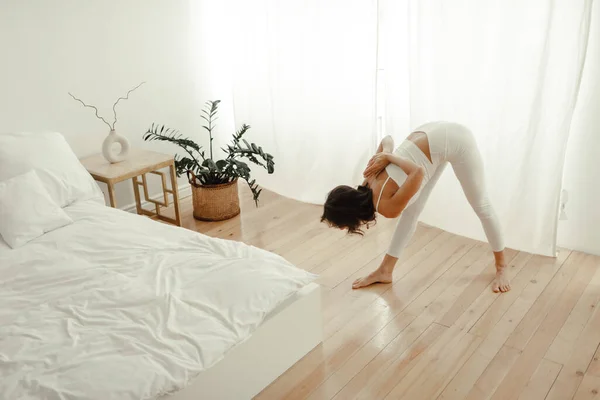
[143, 100, 274, 221]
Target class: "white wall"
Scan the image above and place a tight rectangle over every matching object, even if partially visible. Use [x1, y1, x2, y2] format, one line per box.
[2, 1, 599, 255]
[558, 1, 600, 255]
[0, 0, 209, 208]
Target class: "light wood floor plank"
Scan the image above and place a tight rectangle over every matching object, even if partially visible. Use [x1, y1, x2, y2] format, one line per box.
[436, 246, 531, 334]
[329, 314, 437, 400]
[489, 251, 597, 399]
[586, 346, 600, 377]
[468, 251, 536, 337]
[435, 248, 519, 327]
[169, 187, 600, 400]
[275, 304, 407, 400]
[321, 227, 441, 337]
[463, 345, 523, 400]
[322, 291, 388, 339]
[504, 249, 580, 350]
[518, 358, 562, 400]
[384, 326, 483, 399]
[405, 242, 491, 318]
[438, 253, 567, 400]
[243, 205, 319, 250]
[545, 254, 600, 365]
[326, 230, 459, 308]
[281, 227, 350, 266]
[304, 311, 417, 399]
[352, 322, 448, 400]
[282, 232, 480, 398]
[545, 280, 600, 400]
[330, 225, 444, 296]
[380, 234, 477, 311]
[310, 241, 492, 399]
[254, 298, 391, 400]
[573, 374, 600, 400]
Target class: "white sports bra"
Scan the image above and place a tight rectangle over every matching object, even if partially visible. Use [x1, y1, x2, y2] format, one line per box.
[375, 126, 443, 214]
[375, 164, 408, 213]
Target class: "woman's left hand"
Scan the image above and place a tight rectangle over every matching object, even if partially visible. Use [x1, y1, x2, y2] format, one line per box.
[363, 153, 391, 178]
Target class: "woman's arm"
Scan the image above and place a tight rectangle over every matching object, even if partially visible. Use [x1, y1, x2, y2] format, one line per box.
[363, 152, 424, 217]
[379, 136, 394, 153]
[363, 152, 421, 179]
[385, 153, 422, 176]
[386, 166, 424, 217]
[362, 136, 395, 185]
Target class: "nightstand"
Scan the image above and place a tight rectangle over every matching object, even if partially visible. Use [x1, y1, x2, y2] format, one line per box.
[80, 149, 182, 226]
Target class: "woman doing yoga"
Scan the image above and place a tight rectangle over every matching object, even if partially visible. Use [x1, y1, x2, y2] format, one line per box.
[321, 121, 510, 293]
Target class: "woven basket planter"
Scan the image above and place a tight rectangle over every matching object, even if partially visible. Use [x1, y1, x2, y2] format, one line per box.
[187, 171, 240, 221]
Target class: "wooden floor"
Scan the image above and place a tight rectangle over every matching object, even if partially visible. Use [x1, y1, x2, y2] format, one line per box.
[175, 186, 600, 400]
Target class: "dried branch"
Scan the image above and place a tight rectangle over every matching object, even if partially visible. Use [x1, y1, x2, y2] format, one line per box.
[68, 92, 113, 130]
[111, 81, 146, 129]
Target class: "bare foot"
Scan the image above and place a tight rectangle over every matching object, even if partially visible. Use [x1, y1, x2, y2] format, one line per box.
[352, 269, 393, 289]
[492, 265, 511, 293]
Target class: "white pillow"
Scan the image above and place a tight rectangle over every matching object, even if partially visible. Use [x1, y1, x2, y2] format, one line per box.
[0, 132, 103, 207]
[0, 170, 73, 248]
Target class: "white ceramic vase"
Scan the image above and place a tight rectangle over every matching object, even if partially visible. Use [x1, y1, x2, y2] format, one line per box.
[102, 129, 130, 163]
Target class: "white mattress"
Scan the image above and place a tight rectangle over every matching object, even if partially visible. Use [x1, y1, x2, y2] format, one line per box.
[0, 200, 316, 400]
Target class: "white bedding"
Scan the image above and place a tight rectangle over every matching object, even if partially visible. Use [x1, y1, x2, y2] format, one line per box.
[0, 200, 316, 400]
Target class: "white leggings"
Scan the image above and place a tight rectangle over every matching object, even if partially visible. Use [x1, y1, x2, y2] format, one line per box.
[387, 126, 505, 258]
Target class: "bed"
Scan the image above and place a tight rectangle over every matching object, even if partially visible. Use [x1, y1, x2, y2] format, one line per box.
[0, 132, 322, 400]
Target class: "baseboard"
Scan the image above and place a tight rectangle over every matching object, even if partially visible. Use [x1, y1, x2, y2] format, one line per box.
[121, 183, 191, 213]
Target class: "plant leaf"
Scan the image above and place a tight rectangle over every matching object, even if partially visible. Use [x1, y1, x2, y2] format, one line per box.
[202, 159, 218, 170]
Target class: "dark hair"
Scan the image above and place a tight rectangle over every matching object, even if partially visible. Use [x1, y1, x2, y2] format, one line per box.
[321, 185, 376, 235]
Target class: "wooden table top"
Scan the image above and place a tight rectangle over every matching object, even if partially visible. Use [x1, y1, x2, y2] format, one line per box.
[80, 149, 174, 183]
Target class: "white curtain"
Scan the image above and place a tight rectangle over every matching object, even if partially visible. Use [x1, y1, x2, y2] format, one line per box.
[225, 0, 378, 204]
[558, 2, 600, 255]
[379, 0, 593, 255]
[198, 0, 593, 256]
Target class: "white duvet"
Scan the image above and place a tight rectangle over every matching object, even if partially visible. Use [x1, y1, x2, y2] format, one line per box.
[0, 200, 316, 400]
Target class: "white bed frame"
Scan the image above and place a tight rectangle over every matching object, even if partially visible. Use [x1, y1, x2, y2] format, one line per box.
[160, 283, 322, 400]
